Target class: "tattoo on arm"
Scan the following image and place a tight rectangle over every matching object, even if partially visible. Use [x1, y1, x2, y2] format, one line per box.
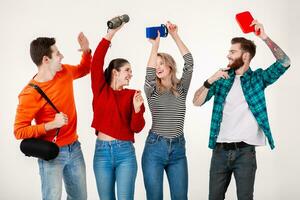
[263, 37, 291, 67]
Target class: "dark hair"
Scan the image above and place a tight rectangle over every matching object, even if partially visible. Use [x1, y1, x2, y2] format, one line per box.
[30, 37, 56, 66]
[231, 37, 256, 59]
[104, 58, 130, 84]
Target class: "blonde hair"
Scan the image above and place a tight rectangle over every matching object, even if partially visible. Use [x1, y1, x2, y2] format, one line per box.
[156, 53, 180, 96]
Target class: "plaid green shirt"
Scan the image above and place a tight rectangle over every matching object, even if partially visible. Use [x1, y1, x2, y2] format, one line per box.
[204, 61, 289, 149]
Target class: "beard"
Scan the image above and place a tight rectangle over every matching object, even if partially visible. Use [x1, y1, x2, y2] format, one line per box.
[227, 56, 244, 70]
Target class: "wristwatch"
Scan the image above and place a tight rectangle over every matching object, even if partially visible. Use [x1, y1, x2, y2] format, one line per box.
[203, 79, 212, 89]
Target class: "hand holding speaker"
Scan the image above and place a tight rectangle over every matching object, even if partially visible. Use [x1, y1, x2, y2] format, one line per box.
[250, 20, 268, 40]
[146, 24, 168, 39]
[235, 11, 266, 37]
[107, 14, 130, 29]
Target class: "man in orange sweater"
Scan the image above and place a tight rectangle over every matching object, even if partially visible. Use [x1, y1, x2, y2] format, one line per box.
[14, 32, 91, 200]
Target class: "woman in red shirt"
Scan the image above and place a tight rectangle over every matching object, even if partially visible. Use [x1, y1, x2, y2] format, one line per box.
[91, 23, 145, 200]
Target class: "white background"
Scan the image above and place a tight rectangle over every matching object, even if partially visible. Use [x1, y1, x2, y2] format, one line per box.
[1, 0, 299, 199]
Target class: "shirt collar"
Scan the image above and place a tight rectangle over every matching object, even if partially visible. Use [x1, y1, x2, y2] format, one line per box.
[228, 67, 253, 79]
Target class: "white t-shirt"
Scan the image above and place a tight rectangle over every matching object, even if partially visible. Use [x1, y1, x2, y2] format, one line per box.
[217, 75, 266, 146]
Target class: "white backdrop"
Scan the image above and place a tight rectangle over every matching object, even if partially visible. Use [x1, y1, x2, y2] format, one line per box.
[1, 0, 299, 199]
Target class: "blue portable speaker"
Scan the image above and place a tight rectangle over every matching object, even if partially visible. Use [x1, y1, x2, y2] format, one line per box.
[146, 24, 168, 39]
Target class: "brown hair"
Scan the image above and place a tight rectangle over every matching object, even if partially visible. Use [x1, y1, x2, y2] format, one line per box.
[30, 37, 56, 66]
[231, 37, 256, 59]
[104, 58, 129, 84]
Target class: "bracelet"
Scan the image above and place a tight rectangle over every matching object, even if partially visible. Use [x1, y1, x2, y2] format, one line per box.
[203, 79, 212, 89]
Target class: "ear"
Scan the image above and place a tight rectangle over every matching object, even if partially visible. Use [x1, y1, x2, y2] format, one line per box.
[112, 69, 118, 77]
[242, 52, 250, 62]
[42, 56, 49, 64]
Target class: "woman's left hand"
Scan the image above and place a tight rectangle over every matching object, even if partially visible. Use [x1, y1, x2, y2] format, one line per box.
[133, 90, 144, 113]
[166, 21, 178, 36]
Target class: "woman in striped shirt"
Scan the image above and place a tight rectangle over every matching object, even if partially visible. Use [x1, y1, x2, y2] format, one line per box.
[142, 21, 194, 200]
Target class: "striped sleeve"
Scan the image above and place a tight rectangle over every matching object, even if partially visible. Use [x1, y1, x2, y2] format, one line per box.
[180, 53, 194, 92]
[144, 67, 156, 98]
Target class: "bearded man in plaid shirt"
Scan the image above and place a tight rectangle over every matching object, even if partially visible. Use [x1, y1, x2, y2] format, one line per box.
[193, 20, 290, 200]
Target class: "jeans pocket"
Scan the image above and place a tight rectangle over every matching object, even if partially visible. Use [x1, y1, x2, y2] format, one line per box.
[145, 135, 158, 145]
[118, 143, 136, 159]
[245, 147, 256, 158]
[241, 147, 257, 169]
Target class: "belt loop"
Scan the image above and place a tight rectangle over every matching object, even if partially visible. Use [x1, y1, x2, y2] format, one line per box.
[219, 143, 223, 151]
[156, 133, 161, 143]
[234, 142, 238, 149]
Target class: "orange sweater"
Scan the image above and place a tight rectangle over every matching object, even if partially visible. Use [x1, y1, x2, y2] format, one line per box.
[14, 52, 91, 147]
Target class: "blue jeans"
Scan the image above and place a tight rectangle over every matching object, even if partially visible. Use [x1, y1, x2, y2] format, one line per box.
[93, 139, 137, 200]
[209, 145, 257, 200]
[142, 132, 188, 200]
[38, 140, 87, 200]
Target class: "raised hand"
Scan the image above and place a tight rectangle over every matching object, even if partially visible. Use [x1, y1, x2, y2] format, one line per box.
[166, 21, 178, 37]
[133, 90, 144, 113]
[147, 31, 160, 68]
[105, 20, 125, 41]
[77, 32, 90, 53]
[148, 31, 160, 47]
[250, 20, 268, 40]
[165, 20, 190, 56]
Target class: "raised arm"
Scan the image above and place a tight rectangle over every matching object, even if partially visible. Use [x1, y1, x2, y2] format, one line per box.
[64, 32, 92, 79]
[250, 20, 291, 87]
[144, 32, 160, 98]
[166, 21, 190, 56]
[167, 21, 194, 91]
[147, 31, 160, 69]
[251, 20, 290, 67]
[91, 24, 124, 96]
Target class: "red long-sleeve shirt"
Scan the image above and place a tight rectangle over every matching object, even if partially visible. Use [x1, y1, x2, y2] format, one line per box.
[14, 52, 92, 146]
[91, 38, 145, 142]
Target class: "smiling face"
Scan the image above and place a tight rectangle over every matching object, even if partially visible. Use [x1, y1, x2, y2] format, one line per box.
[113, 63, 132, 87]
[47, 45, 64, 72]
[227, 37, 257, 72]
[155, 53, 180, 95]
[227, 43, 245, 70]
[156, 56, 171, 79]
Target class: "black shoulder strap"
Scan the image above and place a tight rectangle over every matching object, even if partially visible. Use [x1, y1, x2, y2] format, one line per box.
[29, 83, 60, 143]
[29, 83, 60, 113]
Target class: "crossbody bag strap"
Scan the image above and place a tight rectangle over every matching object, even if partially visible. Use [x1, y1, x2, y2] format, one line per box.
[29, 83, 60, 143]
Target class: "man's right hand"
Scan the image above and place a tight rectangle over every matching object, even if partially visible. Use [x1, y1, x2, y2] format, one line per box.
[208, 67, 230, 84]
[45, 112, 68, 131]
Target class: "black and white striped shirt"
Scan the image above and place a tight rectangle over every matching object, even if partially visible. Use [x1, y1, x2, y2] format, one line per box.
[144, 53, 193, 138]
